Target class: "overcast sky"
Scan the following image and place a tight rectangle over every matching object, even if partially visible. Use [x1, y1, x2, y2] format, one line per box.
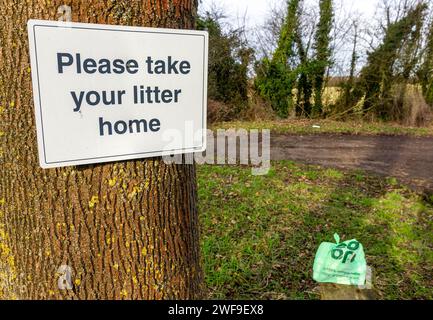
[200, 0, 379, 30]
[199, 0, 383, 75]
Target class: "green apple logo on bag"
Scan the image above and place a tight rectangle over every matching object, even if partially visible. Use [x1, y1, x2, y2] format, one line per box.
[331, 240, 360, 263]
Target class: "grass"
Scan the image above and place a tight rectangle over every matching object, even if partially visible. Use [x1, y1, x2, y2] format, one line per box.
[211, 119, 433, 136]
[197, 161, 433, 300]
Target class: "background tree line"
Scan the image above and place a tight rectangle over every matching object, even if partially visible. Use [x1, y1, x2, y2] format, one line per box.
[201, 0, 433, 126]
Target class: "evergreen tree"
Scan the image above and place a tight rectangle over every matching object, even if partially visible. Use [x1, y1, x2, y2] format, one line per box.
[197, 14, 252, 111]
[360, 3, 427, 119]
[312, 0, 333, 117]
[255, 0, 301, 118]
[420, 19, 433, 105]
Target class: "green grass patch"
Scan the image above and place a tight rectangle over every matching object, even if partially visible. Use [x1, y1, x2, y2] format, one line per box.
[211, 119, 433, 136]
[198, 161, 433, 300]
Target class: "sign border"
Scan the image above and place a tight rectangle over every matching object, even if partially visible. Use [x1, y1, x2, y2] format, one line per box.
[28, 20, 208, 168]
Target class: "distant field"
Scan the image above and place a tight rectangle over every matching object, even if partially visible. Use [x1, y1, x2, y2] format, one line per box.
[198, 161, 433, 299]
[211, 119, 433, 136]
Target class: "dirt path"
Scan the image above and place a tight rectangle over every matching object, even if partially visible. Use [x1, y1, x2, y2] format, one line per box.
[271, 134, 433, 192]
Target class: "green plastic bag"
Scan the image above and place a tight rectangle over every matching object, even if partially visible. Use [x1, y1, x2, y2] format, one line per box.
[313, 233, 367, 286]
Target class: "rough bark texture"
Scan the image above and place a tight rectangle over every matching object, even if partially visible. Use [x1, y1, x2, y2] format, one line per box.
[0, 0, 202, 300]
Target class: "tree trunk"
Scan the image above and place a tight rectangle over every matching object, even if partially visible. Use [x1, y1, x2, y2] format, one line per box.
[0, 0, 202, 300]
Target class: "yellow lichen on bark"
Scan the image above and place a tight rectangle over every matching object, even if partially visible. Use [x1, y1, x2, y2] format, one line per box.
[0, 0, 202, 300]
[0, 205, 18, 300]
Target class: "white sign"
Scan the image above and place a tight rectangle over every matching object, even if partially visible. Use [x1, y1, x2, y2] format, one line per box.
[27, 20, 208, 169]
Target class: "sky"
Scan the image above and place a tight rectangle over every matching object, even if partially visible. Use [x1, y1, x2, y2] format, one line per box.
[200, 0, 379, 31]
[199, 0, 382, 75]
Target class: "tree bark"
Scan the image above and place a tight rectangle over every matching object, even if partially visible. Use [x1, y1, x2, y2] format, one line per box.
[0, 0, 202, 300]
